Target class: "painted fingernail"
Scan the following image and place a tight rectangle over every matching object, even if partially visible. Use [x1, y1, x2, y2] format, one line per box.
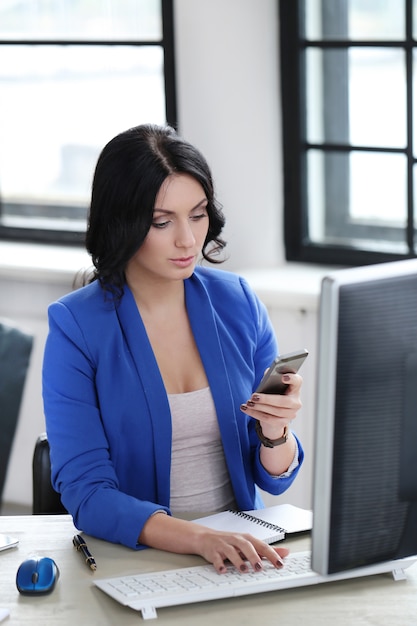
[251, 394, 260, 401]
[282, 374, 291, 382]
[240, 564, 248, 572]
[276, 558, 284, 568]
[240, 404, 248, 411]
[247, 400, 255, 407]
[255, 562, 263, 571]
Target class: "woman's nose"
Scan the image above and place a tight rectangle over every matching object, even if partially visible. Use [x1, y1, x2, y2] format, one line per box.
[175, 220, 196, 247]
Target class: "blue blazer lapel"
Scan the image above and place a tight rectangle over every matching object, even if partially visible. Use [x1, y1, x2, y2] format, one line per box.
[185, 275, 249, 495]
[116, 286, 172, 506]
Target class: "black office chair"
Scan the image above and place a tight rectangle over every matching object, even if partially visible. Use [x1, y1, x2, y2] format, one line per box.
[32, 433, 67, 515]
[0, 320, 33, 511]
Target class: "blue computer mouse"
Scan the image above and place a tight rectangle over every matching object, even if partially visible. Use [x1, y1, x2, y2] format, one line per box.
[16, 556, 59, 595]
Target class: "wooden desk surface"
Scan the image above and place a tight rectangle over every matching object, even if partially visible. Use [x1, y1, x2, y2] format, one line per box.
[1, 515, 416, 625]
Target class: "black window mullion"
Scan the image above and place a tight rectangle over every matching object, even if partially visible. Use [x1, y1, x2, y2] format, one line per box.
[161, 0, 177, 129]
[280, 0, 305, 259]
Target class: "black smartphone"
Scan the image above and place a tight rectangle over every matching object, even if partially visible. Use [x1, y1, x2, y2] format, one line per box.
[255, 348, 309, 394]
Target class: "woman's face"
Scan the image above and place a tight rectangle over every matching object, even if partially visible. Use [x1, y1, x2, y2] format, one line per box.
[126, 174, 209, 286]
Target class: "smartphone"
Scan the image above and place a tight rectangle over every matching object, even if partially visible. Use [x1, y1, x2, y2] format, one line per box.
[0, 533, 19, 552]
[256, 348, 309, 394]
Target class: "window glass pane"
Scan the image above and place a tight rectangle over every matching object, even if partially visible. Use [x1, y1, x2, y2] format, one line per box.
[306, 47, 406, 148]
[307, 149, 407, 253]
[0, 0, 161, 41]
[349, 48, 406, 148]
[414, 0, 417, 38]
[306, 150, 326, 241]
[349, 152, 406, 223]
[0, 45, 165, 232]
[414, 49, 417, 158]
[305, 0, 404, 41]
[414, 164, 417, 248]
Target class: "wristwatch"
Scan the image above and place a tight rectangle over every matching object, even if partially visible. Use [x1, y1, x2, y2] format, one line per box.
[255, 421, 289, 448]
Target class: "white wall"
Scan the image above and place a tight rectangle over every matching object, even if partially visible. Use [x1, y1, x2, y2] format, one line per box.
[174, 0, 284, 270]
[1, 0, 323, 510]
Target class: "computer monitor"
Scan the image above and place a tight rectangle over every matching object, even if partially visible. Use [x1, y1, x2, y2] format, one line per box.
[312, 259, 417, 575]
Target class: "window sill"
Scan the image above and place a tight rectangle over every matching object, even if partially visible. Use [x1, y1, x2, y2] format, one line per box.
[0, 241, 91, 284]
[240, 264, 342, 310]
[0, 241, 341, 308]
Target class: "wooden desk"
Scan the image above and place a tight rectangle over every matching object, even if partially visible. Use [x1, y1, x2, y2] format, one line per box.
[1, 515, 416, 625]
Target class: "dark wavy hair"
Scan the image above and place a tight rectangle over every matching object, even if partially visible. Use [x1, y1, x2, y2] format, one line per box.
[85, 123, 226, 298]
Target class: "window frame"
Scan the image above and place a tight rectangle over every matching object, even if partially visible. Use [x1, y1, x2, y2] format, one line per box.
[0, 0, 177, 247]
[279, 0, 417, 266]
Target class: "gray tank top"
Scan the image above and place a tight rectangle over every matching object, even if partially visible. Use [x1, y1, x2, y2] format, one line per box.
[168, 387, 236, 513]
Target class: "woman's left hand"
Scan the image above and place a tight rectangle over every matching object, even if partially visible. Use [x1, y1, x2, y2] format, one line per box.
[240, 372, 303, 440]
[240, 373, 302, 476]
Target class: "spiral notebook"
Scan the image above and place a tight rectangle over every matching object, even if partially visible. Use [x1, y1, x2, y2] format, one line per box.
[192, 504, 312, 544]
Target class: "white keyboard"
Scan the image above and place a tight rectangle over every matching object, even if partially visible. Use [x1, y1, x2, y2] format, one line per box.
[92, 552, 311, 620]
[93, 551, 417, 620]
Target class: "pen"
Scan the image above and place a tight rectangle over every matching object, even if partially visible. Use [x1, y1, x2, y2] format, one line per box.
[73, 534, 97, 571]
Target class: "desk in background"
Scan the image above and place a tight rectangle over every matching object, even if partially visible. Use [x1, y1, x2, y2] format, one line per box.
[1, 515, 416, 625]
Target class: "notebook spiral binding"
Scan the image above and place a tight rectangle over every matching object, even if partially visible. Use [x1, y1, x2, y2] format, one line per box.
[231, 510, 286, 533]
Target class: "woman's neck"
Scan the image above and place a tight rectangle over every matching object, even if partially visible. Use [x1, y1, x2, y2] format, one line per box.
[127, 275, 186, 318]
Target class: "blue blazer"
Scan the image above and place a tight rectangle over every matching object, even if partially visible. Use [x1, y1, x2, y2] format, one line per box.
[43, 267, 303, 549]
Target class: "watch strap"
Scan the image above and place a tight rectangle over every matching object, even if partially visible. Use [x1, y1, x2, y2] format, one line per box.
[255, 421, 289, 448]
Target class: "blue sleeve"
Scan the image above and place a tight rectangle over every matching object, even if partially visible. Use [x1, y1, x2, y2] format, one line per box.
[42, 302, 169, 549]
[237, 277, 304, 497]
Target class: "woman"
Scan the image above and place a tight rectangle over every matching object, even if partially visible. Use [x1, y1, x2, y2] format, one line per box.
[42, 123, 304, 574]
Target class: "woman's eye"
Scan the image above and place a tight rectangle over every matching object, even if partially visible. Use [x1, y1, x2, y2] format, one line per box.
[152, 220, 170, 229]
[152, 211, 207, 228]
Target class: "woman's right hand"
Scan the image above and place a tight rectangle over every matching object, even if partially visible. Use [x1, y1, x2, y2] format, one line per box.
[139, 512, 289, 574]
[194, 525, 289, 573]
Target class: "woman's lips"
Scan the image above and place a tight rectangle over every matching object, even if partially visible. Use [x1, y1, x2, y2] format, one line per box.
[169, 256, 195, 268]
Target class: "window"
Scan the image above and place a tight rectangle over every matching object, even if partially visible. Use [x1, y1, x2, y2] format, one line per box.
[0, 0, 176, 245]
[280, 0, 417, 266]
